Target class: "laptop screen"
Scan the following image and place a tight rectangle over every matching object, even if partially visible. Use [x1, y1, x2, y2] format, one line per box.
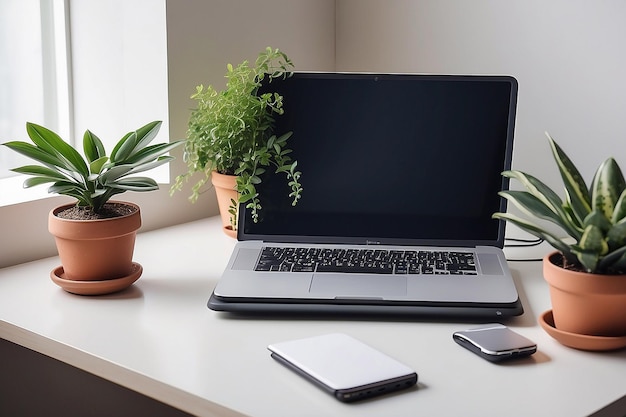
[240, 73, 517, 247]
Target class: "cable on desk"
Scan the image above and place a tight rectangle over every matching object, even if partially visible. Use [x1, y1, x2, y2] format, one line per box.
[504, 237, 544, 262]
[504, 237, 544, 247]
[506, 257, 543, 262]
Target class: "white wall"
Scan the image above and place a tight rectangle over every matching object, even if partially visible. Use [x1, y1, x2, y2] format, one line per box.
[336, 0, 626, 193]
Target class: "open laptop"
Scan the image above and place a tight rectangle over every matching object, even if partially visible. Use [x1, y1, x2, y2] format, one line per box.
[208, 72, 522, 318]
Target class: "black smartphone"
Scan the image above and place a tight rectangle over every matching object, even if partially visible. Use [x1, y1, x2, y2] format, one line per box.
[453, 323, 537, 362]
[268, 333, 418, 402]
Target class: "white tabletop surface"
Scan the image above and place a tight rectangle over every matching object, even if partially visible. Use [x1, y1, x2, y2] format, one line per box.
[1, 216, 625, 417]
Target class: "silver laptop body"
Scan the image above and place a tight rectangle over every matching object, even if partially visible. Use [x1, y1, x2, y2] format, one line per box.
[208, 73, 522, 318]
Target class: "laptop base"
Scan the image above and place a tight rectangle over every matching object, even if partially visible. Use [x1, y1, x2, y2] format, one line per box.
[208, 292, 524, 319]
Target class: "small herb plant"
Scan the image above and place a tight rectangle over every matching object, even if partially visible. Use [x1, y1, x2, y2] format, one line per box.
[3, 121, 182, 214]
[493, 133, 626, 274]
[170, 47, 303, 223]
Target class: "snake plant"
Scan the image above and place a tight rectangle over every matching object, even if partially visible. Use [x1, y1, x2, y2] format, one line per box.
[3, 121, 183, 213]
[493, 133, 626, 274]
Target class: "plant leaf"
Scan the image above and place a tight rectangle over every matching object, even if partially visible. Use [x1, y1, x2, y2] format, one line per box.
[578, 224, 608, 255]
[48, 183, 90, 202]
[22, 176, 61, 188]
[3, 141, 67, 170]
[582, 209, 612, 233]
[571, 248, 599, 273]
[108, 176, 159, 191]
[275, 131, 292, 143]
[89, 156, 109, 175]
[123, 141, 183, 165]
[612, 189, 626, 223]
[100, 157, 174, 184]
[606, 220, 626, 250]
[100, 165, 134, 183]
[124, 156, 174, 176]
[547, 133, 591, 225]
[26, 123, 89, 178]
[83, 130, 106, 163]
[237, 192, 256, 204]
[502, 170, 582, 237]
[12, 165, 68, 181]
[131, 121, 162, 153]
[91, 188, 108, 198]
[602, 248, 626, 271]
[590, 157, 626, 220]
[110, 132, 137, 163]
[492, 212, 577, 262]
[498, 190, 581, 239]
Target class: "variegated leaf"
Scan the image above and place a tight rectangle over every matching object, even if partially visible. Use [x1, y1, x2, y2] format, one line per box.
[590, 157, 626, 220]
[547, 133, 591, 224]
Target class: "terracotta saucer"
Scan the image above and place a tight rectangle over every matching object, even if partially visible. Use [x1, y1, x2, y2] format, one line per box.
[539, 310, 626, 351]
[50, 262, 143, 295]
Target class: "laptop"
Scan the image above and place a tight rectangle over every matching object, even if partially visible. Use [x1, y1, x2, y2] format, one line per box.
[208, 72, 522, 318]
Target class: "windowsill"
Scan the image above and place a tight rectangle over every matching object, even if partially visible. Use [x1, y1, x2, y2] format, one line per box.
[0, 176, 52, 207]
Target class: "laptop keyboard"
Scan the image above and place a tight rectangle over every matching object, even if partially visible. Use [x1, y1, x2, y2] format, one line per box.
[255, 247, 478, 275]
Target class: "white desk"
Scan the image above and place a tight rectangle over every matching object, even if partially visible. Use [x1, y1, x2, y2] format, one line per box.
[1, 216, 625, 417]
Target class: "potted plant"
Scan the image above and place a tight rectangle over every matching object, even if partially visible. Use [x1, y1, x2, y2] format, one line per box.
[493, 133, 626, 349]
[2, 121, 182, 295]
[170, 47, 303, 238]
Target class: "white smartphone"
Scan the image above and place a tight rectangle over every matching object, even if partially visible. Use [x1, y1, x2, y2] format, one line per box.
[268, 333, 418, 402]
[453, 323, 537, 362]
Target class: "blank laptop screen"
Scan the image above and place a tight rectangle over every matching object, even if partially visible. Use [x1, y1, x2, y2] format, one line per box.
[242, 73, 517, 247]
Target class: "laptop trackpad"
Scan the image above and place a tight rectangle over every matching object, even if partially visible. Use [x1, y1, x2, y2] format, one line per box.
[309, 274, 407, 297]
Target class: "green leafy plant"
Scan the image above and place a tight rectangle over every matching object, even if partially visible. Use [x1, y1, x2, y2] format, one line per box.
[170, 47, 303, 224]
[2, 121, 183, 214]
[493, 133, 626, 274]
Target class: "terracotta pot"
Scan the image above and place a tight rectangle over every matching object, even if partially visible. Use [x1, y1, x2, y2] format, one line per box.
[211, 171, 238, 238]
[48, 201, 142, 281]
[543, 251, 626, 337]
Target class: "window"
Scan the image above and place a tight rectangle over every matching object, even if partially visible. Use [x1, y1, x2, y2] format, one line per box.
[0, 0, 187, 269]
[0, 0, 70, 204]
[0, 0, 170, 206]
